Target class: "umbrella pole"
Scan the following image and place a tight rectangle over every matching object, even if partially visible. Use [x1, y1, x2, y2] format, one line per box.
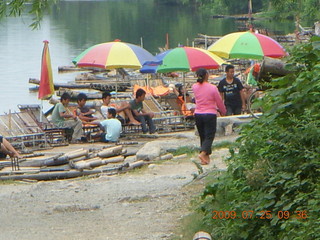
[183, 72, 187, 103]
[115, 69, 118, 100]
[9, 109, 12, 132]
[205, 35, 207, 49]
[40, 100, 43, 122]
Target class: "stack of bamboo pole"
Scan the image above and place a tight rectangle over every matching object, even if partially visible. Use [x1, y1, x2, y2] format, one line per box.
[0, 143, 189, 181]
[0, 146, 128, 181]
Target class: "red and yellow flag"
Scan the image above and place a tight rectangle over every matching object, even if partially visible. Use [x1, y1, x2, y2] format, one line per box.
[38, 40, 54, 100]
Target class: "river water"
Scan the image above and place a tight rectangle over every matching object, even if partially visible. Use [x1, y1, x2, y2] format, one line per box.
[0, 0, 295, 114]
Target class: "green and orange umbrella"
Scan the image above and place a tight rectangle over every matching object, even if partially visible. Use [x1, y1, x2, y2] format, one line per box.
[140, 46, 225, 101]
[140, 46, 225, 73]
[208, 31, 287, 60]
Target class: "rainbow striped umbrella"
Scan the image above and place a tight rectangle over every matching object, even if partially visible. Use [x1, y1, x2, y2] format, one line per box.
[141, 47, 225, 73]
[38, 40, 54, 100]
[208, 31, 287, 60]
[141, 47, 225, 101]
[73, 41, 157, 69]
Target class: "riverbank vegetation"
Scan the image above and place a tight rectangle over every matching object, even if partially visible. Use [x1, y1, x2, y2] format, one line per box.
[0, 0, 57, 28]
[3, 1, 319, 29]
[157, 0, 320, 23]
[180, 37, 320, 239]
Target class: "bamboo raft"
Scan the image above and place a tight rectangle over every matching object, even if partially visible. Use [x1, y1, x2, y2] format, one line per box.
[29, 78, 92, 90]
[29, 78, 130, 92]
[0, 146, 126, 180]
[0, 144, 186, 181]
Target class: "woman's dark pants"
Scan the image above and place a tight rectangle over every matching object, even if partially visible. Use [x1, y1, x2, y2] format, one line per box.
[195, 114, 217, 155]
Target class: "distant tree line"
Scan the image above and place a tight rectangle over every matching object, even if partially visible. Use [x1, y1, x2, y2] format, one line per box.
[155, 0, 320, 22]
[2, 0, 319, 29]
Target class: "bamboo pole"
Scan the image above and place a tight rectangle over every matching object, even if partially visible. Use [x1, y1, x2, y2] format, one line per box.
[0, 165, 127, 181]
[71, 156, 124, 170]
[64, 149, 88, 159]
[19, 149, 88, 168]
[127, 160, 146, 170]
[97, 145, 123, 158]
[159, 153, 173, 161]
[172, 154, 188, 160]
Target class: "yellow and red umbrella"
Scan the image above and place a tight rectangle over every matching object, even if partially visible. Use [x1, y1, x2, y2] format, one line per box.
[73, 40, 157, 69]
[38, 40, 54, 100]
[208, 31, 287, 60]
[73, 40, 158, 96]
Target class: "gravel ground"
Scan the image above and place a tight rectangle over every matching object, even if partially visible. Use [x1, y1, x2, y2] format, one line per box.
[0, 132, 237, 240]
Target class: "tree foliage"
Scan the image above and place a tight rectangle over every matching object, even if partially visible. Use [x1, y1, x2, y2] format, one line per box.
[171, 0, 320, 22]
[198, 37, 320, 239]
[268, 0, 320, 22]
[0, 0, 58, 29]
[176, 0, 265, 15]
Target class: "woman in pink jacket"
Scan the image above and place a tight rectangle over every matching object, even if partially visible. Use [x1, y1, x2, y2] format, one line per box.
[192, 68, 226, 165]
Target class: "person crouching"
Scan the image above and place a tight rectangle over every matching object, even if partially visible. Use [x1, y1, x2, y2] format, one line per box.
[99, 108, 122, 143]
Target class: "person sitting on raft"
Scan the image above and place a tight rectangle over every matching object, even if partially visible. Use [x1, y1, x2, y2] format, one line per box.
[98, 108, 122, 143]
[76, 93, 98, 123]
[0, 136, 21, 159]
[172, 83, 195, 118]
[51, 92, 84, 143]
[100, 91, 140, 125]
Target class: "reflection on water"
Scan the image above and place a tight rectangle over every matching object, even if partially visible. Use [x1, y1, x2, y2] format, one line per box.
[0, 0, 294, 114]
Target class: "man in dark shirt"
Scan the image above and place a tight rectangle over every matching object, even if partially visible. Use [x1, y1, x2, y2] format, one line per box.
[129, 88, 156, 134]
[218, 64, 246, 115]
[76, 93, 97, 123]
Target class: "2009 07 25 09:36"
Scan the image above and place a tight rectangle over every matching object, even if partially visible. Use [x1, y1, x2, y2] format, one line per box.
[212, 210, 308, 220]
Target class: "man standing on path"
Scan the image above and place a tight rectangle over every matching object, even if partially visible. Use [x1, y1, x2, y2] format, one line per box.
[218, 64, 246, 115]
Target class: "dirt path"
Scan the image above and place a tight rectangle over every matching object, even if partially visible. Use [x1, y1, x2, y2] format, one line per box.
[0, 133, 235, 240]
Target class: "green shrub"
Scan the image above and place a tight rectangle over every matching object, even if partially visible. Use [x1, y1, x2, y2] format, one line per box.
[198, 36, 320, 239]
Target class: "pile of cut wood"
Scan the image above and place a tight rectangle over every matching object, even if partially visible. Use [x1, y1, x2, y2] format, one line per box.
[0, 145, 140, 181]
